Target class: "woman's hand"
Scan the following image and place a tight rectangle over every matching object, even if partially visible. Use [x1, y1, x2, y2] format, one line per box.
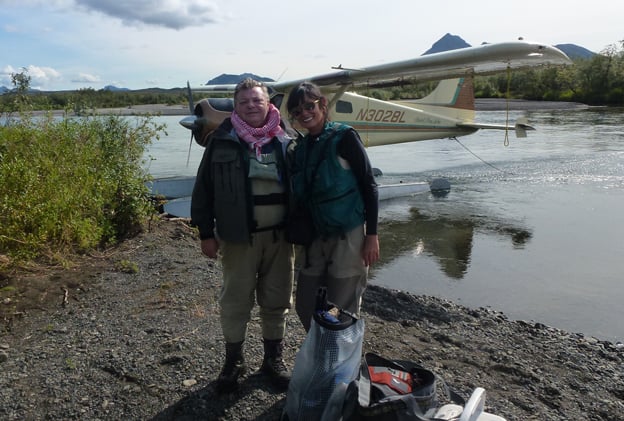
[362, 234, 380, 267]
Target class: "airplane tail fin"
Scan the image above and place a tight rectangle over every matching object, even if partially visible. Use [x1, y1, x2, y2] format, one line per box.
[410, 77, 475, 110]
[393, 77, 476, 122]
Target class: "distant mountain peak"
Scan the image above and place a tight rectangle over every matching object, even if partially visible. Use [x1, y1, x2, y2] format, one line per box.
[103, 85, 130, 92]
[420, 34, 594, 60]
[423, 33, 472, 55]
[207, 73, 274, 85]
[554, 43, 595, 60]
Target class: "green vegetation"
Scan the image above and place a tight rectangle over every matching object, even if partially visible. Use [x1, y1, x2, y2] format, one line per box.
[357, 41, 624, 106]
[2, 41, 624, 111]
[1, 41, 622, 271]
[0, 69, 188, 115]
[1, 73, 166, 270]
[116, 259, 139, 274]
[472, 43, 624, 106]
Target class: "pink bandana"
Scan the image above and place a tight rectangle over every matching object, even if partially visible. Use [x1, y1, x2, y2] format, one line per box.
[231, 103, 285, 160]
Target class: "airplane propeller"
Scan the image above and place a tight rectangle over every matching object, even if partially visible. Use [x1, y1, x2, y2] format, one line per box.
[183, 81, 202, 166]
[187, 81, 194, 114]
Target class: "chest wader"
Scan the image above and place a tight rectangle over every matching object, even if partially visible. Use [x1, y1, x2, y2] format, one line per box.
[215, 136, 292, 393]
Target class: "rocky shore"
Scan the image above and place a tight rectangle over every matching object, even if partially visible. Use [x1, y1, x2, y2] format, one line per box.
[1, 218, 622, 421]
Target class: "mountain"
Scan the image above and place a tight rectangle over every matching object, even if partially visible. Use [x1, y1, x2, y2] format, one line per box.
[554, 44, 595, 60]
[103, 85, 130, 92]
[422, 33, 595, 59]
[207, 73, 274, 85]
[422, 33, 472, 55]
[0, 86, 8, 94]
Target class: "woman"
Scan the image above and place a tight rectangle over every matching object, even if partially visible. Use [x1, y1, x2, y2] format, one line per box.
[286, 81, 379, 332]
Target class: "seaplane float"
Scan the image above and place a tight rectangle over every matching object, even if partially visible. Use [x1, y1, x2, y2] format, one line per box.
[148, 40, 571, 217]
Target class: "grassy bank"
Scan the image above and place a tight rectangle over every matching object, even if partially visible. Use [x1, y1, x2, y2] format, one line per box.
[0, 112, 166, 269]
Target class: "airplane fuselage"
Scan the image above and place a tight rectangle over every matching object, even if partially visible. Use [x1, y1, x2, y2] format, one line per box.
[319, 90, 478, 147]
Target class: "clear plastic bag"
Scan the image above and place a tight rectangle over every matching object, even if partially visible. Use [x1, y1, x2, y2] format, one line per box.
[283, 290, 365, 421]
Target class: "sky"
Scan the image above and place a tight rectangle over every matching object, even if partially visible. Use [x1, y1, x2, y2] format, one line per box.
[1, 0, 622, 91]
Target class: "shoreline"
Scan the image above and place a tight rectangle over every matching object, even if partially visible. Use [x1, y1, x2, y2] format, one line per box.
[26, 99, 591, 118]
[1, 218, 622, 420]
[474, 98, 590, 111]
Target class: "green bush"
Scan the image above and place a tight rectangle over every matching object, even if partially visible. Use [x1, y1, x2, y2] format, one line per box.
[0, 113, 165, 267]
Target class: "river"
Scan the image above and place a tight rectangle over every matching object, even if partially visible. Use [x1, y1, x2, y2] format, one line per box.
[145, 106, 624, 343]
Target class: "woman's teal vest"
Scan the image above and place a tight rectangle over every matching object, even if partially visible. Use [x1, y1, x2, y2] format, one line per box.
[292, 122, 365, 237]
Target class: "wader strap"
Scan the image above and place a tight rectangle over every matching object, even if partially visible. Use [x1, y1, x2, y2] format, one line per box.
[252, 223, 284, 233]
[253, 192, 287, 206]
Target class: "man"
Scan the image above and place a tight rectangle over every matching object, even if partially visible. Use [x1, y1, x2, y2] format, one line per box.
[191, 78, 294, 393]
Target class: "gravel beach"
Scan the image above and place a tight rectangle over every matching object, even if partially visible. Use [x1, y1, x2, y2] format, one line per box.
[1, 217, 622, 421]
[2, 99, 619, 420]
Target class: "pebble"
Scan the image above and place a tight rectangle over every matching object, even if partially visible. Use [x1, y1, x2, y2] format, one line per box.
[0, 219, 621, 421]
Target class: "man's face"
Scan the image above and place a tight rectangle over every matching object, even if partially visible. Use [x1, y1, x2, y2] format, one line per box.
[234, 87, 270, 128]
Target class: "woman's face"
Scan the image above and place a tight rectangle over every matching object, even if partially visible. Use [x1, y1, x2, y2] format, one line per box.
[291, 95, 325, 135]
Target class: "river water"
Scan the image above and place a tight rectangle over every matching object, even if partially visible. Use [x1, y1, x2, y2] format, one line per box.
[145, 107, 624, 343]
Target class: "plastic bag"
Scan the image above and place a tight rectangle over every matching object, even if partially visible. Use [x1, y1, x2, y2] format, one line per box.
[351, 353, 438, 421]
[283, 290, 365, 421]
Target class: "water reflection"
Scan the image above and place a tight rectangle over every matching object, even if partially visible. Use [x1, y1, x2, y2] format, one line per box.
[377, 206, 532, 279]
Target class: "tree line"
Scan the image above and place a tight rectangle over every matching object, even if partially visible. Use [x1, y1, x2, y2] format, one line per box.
[363, 41, 624, 106]
[2, 41, 623, 113]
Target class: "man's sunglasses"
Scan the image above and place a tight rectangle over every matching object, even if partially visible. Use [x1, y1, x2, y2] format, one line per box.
[290, 99, 320, 118]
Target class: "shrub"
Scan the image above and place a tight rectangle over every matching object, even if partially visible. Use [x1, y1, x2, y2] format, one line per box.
[0, 113, 165, 267]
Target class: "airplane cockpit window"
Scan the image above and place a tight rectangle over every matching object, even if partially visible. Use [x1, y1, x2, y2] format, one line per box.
[208, 98, 234, 112]
[335, 100, 352, 114]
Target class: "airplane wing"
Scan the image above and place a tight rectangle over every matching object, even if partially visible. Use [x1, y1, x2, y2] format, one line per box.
[190, 40, 571, 94]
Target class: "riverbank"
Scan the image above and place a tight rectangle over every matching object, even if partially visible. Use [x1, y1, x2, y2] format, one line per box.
[27, 99, 590, 118]
[122, 100, 589, 115]
[1, 218, 622, 420]
[474, 98, 590, 111]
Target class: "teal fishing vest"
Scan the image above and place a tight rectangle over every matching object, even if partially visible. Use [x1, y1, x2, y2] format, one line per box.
[292, 122, 365, 237]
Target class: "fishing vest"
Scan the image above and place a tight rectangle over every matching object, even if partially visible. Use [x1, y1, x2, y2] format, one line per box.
[292, 122, 365, 237]
[208, 127, 288, 243]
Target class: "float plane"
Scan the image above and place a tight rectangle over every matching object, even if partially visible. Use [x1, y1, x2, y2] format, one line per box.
[152, 40, 571, 217]
[180, 40, 571, 147]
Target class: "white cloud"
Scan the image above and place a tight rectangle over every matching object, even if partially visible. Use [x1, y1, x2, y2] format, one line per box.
[0, 65, 62, 89]
[74, 0, 221, 30]
[2, 24, 20, 33]
[2, 0, 623, 92]
[71, 73, 101, 84]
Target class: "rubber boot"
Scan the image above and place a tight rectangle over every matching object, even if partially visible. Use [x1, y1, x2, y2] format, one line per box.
[216, 341, 246, 393]
[260, 338, 291, 391]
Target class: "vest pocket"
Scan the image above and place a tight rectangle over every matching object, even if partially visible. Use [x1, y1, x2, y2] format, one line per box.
[211, 149, 243, 205]
[248, 156, 280, 181]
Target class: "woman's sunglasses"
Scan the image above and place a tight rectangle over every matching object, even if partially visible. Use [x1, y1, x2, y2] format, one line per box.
[290, 99, 320, 118]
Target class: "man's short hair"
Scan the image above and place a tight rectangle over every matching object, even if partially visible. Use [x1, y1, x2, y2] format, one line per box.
[234, 78, 269, 102]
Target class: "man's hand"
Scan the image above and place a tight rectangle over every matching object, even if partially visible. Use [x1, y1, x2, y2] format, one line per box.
[201, 238, 219, 259]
